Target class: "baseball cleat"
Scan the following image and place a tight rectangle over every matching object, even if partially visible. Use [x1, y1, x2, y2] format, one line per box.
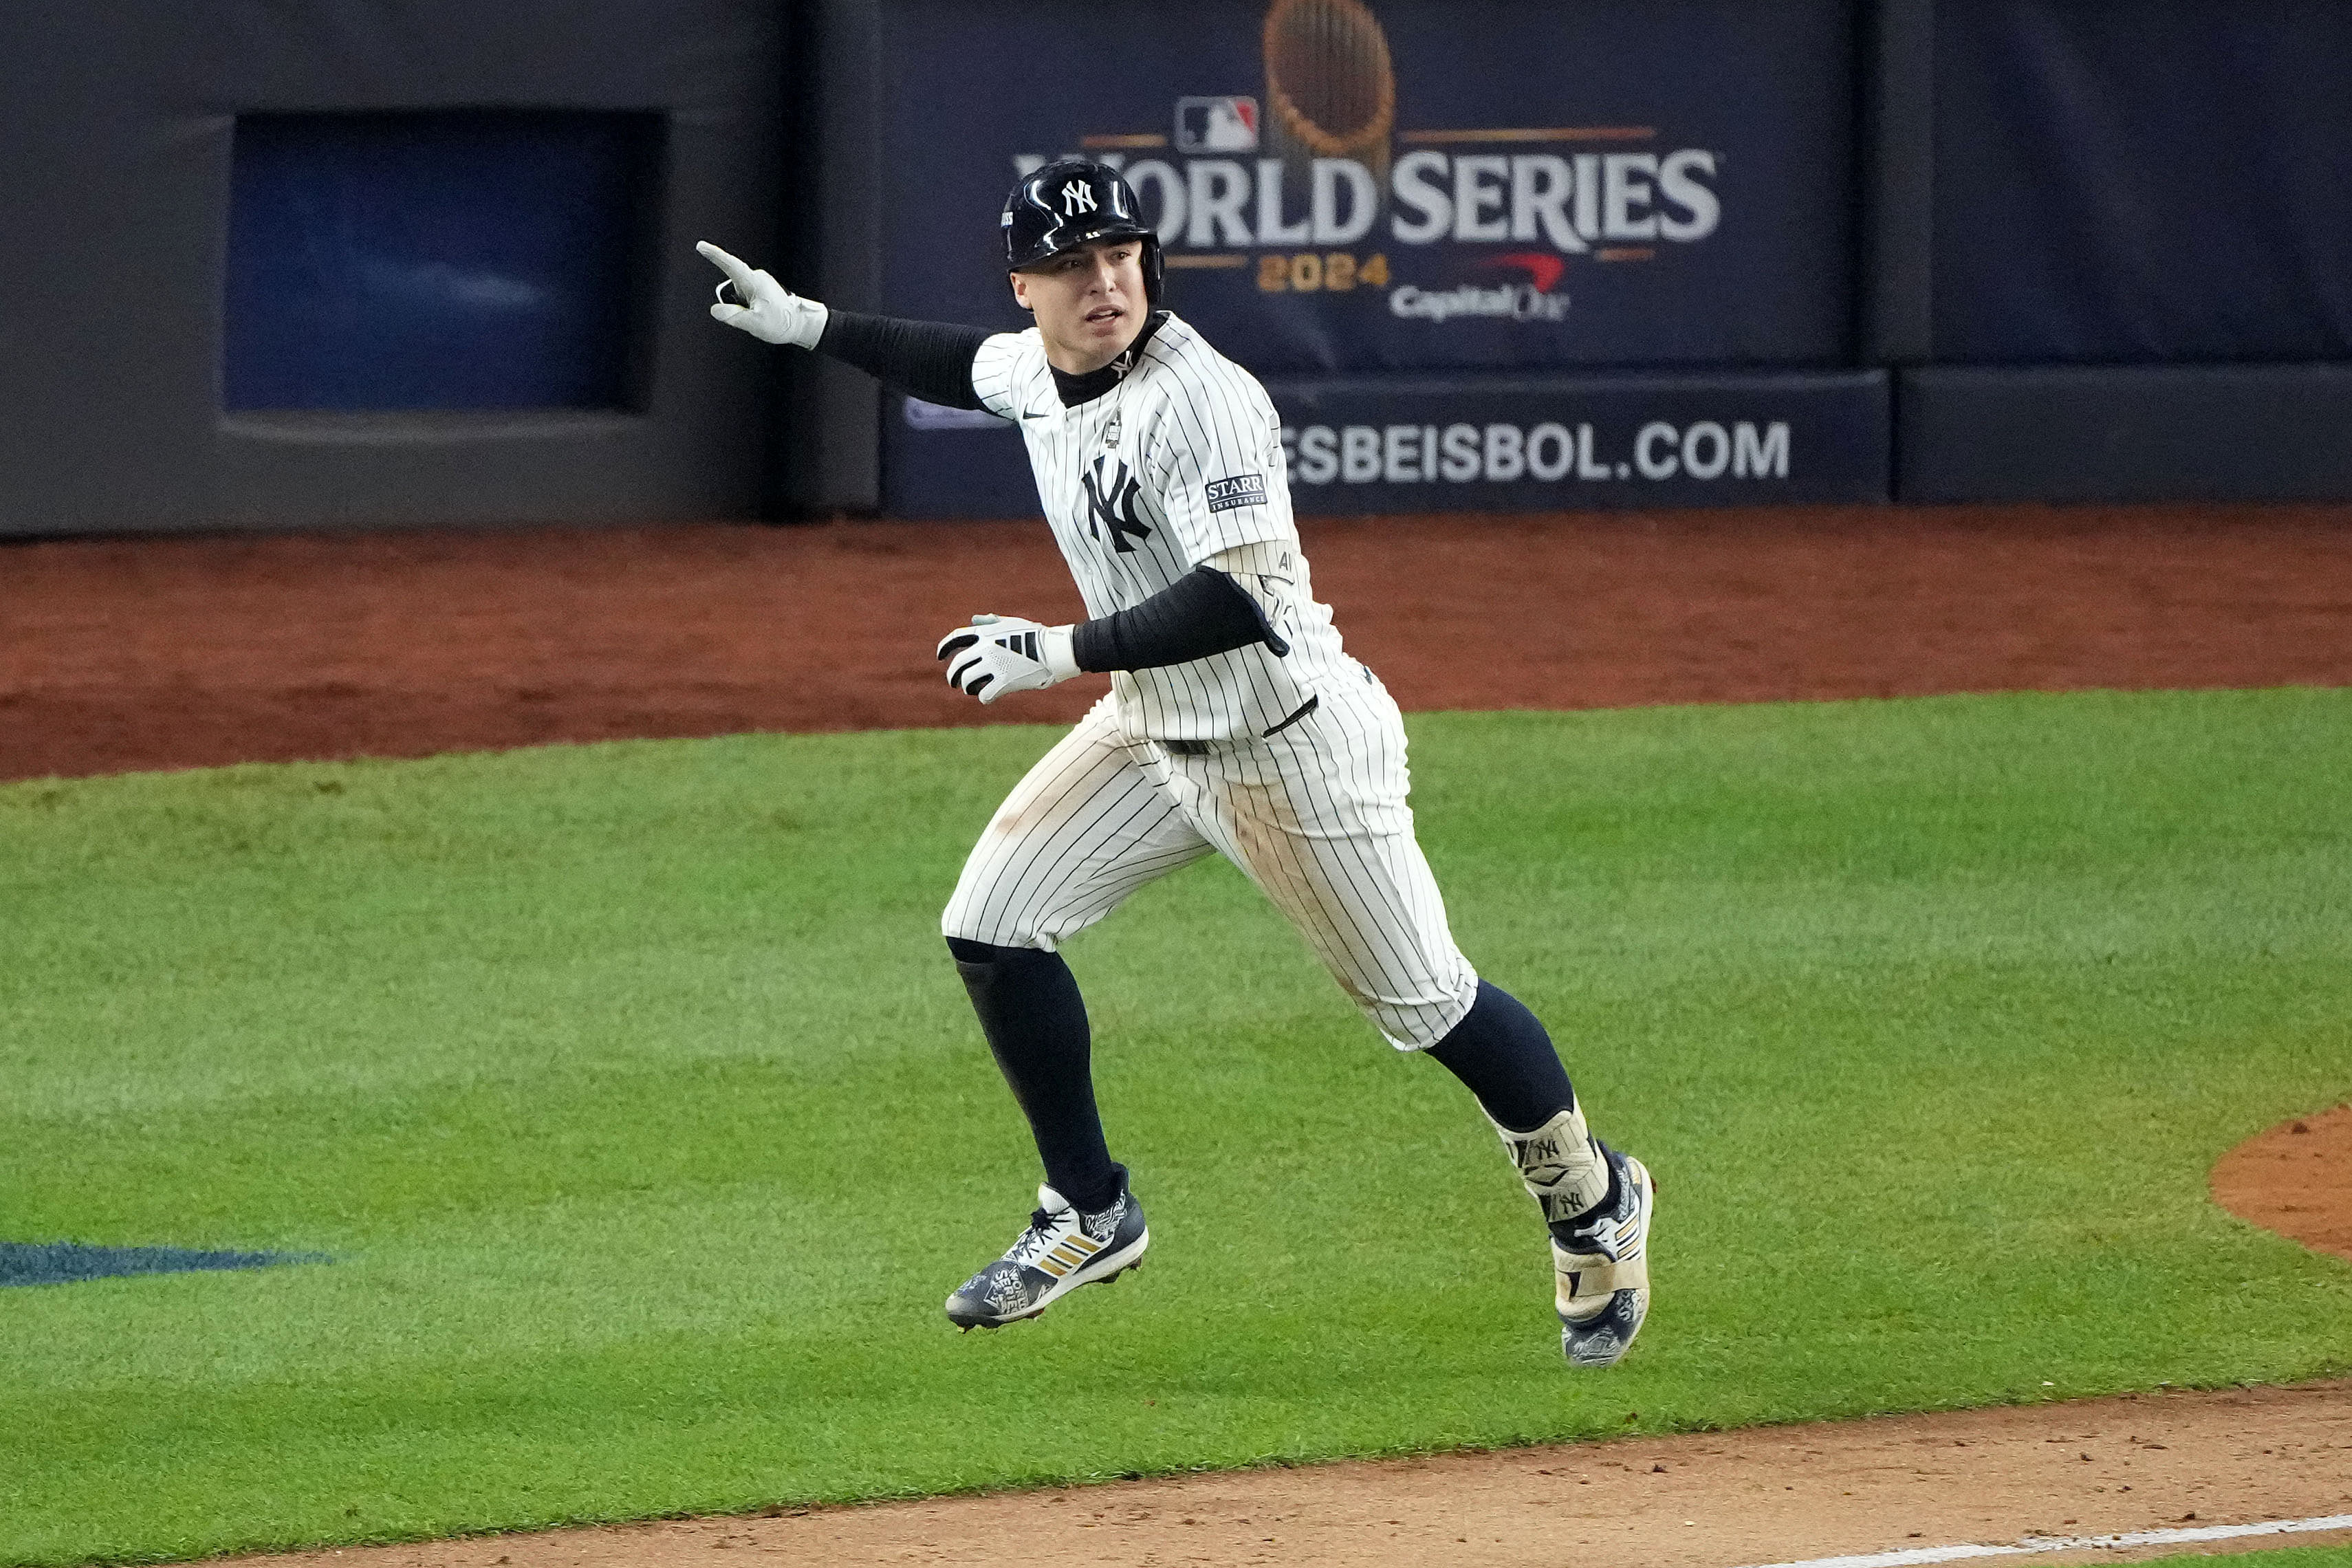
[1551, 1144, 1653, 1368]
[944, 1175, 1148, 1331]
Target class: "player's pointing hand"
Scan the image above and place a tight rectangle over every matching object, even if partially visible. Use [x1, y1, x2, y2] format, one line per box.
[937, 613, 1080, 704]
[696, 241, 828, 349]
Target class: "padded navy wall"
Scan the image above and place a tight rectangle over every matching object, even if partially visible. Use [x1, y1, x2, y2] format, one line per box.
[851, 0, 1880, 517]
[873, 0, 1860, 375]
[7, 1, 2351, 528]
[1930, 0, 2352, 365]
[885, 373, 1891, 519]
[1899, 363, 2352, 503]
[1901, 0, 2352, 501]
[0, 1, 784, 536]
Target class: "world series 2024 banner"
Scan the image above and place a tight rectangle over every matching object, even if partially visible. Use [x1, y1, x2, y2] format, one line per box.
[875, 0, 1858, 373]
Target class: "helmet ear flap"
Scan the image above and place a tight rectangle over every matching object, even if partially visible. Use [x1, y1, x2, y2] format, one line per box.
[1142, 234, 1164, 309]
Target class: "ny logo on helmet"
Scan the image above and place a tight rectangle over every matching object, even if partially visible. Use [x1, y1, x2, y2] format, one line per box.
[1081, 457, 1151, 553]
[1061, 180, 1098, 216]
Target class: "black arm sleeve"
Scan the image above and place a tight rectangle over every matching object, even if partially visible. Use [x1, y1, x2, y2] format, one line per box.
[1070, 566, 1291, 673]
[815, 310, 994, 410]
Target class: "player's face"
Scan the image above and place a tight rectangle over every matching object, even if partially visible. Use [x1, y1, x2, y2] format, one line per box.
[1010, 238, 1147, 374]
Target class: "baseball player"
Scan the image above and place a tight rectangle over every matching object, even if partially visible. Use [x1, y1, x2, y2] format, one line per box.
[699, 159, 1653, 1368]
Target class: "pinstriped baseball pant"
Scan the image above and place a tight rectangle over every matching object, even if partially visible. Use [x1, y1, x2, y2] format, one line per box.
[941, 677, 1480, 1049]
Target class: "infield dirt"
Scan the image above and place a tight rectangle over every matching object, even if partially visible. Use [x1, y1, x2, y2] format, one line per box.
[7, 503, 2352, 781]
[5, 503, 2347, 1567]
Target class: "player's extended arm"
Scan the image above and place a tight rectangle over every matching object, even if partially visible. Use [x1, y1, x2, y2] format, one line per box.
[937, 565, 1289, 704]
[697, 241, 991, 411]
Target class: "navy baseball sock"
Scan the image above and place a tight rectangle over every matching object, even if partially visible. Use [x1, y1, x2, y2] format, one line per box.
[1429, 982, 1623, 1230]
[1426, 980, 1578, 1133]
[946, 937, 1124, 1214]
[1428, 981, 1622, 1228]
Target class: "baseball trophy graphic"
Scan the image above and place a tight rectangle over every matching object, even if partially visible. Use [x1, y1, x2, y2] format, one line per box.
[1262, 0, 1397, 194]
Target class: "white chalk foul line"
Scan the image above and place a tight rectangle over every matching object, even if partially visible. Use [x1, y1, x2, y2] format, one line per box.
[1734, 1512, 2352, 1568]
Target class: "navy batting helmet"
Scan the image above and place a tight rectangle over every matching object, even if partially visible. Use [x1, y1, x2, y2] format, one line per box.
[1002, 158, 1164, 305]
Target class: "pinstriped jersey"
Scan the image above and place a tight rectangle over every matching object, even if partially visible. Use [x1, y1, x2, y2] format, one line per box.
[970, 314, 1356, 743]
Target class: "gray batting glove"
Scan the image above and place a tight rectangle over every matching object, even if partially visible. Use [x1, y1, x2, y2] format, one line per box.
[937, 613, 1080, 704]
[697, 241, 828, 349]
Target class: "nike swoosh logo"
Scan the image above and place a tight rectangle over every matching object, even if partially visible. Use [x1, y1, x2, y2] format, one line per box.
[1021, 411, 1050, 422]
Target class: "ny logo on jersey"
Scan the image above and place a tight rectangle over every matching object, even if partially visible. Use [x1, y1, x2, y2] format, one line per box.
[1061, 180, 1097, 216]
[1080, 457, 1151, 553]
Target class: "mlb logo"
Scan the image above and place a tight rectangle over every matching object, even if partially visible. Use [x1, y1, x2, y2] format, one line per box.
[1175, 96, 1259, 153]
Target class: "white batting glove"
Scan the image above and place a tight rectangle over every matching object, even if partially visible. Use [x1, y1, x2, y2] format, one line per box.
[696, 241, 828, 349]
[937, 613, 1080, 704]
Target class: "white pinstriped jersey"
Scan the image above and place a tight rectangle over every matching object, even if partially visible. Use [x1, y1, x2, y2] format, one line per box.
[970, 314, 1356, 743]
[945, 316, 1479, 1050]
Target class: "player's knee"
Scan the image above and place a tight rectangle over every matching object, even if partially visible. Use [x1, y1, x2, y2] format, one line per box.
[943, 904, 1030, 950]
[1364, 971, 1481, 1052]
[941, 894, 999, 947]
[943, 891, 1063, 952]
[945, 935, 1066, 977]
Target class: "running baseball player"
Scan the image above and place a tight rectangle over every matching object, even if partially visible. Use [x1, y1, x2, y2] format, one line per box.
[698, 159, 1653, 1367]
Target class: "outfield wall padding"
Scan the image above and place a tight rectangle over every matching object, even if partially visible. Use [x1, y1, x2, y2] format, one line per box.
[8, 1, 2352, 531]
[1897, 363, 2352, 504]
[782, 0, 887, 515]
[1928, 0, 2352, 367]
[0, 1, 786, 538]
[1894, 0, 2352, 503]
[856, 0, 1860, 379]
[884, 371, 1888, 519]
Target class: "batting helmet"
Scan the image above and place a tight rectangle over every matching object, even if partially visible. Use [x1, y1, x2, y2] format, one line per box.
[1002, 158, 1164, 305]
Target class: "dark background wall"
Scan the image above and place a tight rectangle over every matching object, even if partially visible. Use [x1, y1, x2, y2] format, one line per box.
[2, 0, 2347, 536]
[1930, 1, 2352, 367]
[0, 0, 786, 537]
[1898, 0, 2352, 501]
[858, 0, 1890, 517]
[817, 0, 2352, 516]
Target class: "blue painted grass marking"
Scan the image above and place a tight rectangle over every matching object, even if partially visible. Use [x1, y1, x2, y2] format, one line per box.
[0, 1241, 327, 1287]
[1734, 1512, 2352, 1568]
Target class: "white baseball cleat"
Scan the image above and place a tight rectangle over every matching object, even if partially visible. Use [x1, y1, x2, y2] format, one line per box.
[1551, 1145, 1653, 1368]
[944, 1175, 1148, 1331]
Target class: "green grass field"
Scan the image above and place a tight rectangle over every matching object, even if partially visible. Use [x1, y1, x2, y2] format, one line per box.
[3, 689, 2348, 1566]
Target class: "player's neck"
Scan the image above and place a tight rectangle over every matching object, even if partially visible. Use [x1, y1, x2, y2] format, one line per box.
[1049, 312, 1166, 407]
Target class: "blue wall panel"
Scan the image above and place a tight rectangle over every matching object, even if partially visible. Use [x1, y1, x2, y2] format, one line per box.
[867, 0, 1871, 516]
[883, 370, 1888, 517]
[1932, 0, 2352, 364]
[871, 0, 1859, 377]
[1899, 362, 2352, 503]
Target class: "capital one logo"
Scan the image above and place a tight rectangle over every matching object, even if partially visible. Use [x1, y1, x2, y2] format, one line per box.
[1081, 457, 1151, 552]
[1062, 180, 1098, 216]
